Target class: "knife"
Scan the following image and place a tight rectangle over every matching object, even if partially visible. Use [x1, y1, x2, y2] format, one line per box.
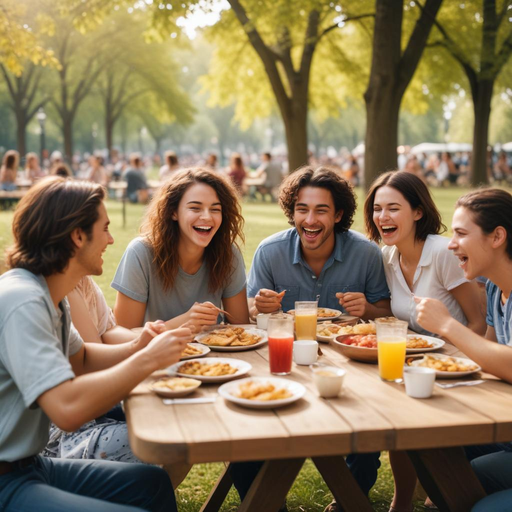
[163, 397, 217, 405]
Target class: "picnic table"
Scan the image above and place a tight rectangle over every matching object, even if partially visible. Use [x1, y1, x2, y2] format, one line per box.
[125, 327, 512, 512]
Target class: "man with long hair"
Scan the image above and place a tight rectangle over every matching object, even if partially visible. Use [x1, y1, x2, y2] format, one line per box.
[0, 177, 192, 511]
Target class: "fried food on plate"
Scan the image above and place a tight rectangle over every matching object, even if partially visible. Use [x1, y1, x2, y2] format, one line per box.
[317, 324, 343, 337]
[181, 344, 204, 357]
[410, 355, 478, 372]
[236, 380, 292, 401]
[179, 361, 238, 376]
[352, 323, 376, 335]
[153, 377, 200, 390]
[200, 327, 261, 347]
[406, 337, 434, 349]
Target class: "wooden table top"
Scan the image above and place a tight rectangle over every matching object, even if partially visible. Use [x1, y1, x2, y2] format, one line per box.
[125, 331, 512, 466]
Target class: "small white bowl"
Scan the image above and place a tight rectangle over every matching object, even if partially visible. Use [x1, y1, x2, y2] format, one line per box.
[256, 313, 271, 330]
[310, 364, 346, 398]
[150, 377, 201, 398]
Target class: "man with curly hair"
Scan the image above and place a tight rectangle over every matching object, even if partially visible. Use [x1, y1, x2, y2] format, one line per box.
[248, 165, 391, 319]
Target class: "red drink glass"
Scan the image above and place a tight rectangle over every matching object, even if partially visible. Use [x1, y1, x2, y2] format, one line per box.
[267, 314, 294, 375]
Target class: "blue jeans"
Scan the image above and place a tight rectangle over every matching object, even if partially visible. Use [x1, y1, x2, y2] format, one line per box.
[230, 452, 381, 501]
[465, 443, 512, 494]
[0, 455, 176, 512]
[472, 488, 512, 512]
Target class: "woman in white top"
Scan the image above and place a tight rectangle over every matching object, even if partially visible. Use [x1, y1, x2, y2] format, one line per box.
[363, 170, 486, 512]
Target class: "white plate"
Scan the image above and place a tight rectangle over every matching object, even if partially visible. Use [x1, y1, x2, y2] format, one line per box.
[287, 308, 343, 322]
[195, 328, 268, 352]
[406, 335, 445, 354]
[316, 323, 353, 343]
[180, 343, 211, 360]
[218, 377, 306, 409]
[408, 353, 481, 379]
[167, 357, 252, 383]
[150, 377, 201, 398]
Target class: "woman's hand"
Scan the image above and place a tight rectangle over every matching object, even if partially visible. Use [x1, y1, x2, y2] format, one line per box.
[336, 292, 369, 317]
[254, 289, 285, 314]
[187, 301, 220, 328]
[414, 296, 452, 337]
[133, 320, 167, 351]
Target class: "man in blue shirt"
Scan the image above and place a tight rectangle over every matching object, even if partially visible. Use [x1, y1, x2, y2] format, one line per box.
[248, 165, 391, 319]
[238, 166, 391, 512]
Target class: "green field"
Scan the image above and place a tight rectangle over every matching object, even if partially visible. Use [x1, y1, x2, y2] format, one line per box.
[0, 187, 488, 511]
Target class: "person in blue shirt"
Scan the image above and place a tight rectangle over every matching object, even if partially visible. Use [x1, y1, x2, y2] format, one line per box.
[248, 165, 391, 320]
[415, 188, 512, 512]
[241, 166, 391, 512]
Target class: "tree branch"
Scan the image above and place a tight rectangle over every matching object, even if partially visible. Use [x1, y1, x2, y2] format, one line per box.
[320, 12, 375, 39]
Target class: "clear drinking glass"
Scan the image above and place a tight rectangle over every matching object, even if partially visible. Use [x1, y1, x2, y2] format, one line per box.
[376, 318, 408, 383]
[294, 301, 318, 340]
[267, 313, 294, 375]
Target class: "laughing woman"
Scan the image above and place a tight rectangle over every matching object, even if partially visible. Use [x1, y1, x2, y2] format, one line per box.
[364, 171, 486, 512]
[415, 189, 512, 512]
[112, 168, 249, 330]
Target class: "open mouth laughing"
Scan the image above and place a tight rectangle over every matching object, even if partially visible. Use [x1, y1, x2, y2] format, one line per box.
[193, 225, 213, 235]
[380, 225, 397, 236]
[302, 226, 322, 240]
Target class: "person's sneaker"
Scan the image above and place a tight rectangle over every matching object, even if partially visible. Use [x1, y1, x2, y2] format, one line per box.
[324, 501, 342, 512]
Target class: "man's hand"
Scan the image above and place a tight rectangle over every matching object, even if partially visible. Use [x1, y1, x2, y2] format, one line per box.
[187, 302, 219, 328]
[254, 289, 285, 314]
[143, 327, 193, 370]
[336, 292, 369, 317]
[414, 296, 451, 337]
[132, 320, 166, 351]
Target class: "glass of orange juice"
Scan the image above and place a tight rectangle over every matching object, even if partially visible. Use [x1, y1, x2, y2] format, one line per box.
[376, 318, 408, 383]
[294, 301, 318, 340]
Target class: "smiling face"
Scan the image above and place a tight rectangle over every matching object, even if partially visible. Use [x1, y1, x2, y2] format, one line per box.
[173, 182, 222, 249]
[372, 186, 423, 247]
[293, 186, 342, 252]
[449, 206, 495, 280]
[76, 202, 114, 276]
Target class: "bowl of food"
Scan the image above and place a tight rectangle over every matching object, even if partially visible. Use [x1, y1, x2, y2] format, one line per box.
[150, 377, 201, 398]
[331, 333, 379, 363]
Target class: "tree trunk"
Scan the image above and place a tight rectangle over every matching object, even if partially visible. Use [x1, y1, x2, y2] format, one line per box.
[364, 87, 401, 188]
[63, 116, 74, 163]
[106, 118, 115, 161]
[470, 79, 494, 186]
[282, 98, 308, 173]
[16, 114, 27, 157]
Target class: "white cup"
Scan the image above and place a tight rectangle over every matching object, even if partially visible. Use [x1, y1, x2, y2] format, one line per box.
[293, 339, 318, 365]
[310, 364, 346, 398]
[256, 313, 271, 330]
[403, 367, 436, 398]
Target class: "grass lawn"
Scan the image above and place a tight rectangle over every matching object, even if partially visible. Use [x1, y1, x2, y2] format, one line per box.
[0, 186, 481, 511]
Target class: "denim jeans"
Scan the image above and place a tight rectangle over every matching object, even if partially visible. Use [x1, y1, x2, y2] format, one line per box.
[472, 488, 512, 512]
[0, 455, 176, 512]
[465, 443, 512, 494]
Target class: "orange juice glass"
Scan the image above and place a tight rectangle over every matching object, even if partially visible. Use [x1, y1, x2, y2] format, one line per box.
[295, 301, 317, 340]
[376, 319, 408, 383]
[268, 313, 294, 375]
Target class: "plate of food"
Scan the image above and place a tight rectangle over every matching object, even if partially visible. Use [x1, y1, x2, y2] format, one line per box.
[287, 308, 342, 322]
[331, 333, 379, 363]
[218, 377, 306, 409]
[181, 343, 211, 360]
[318, 321, 377, 342]
[195, 327, 267, 351]
[167, 357, 252, 383]
[406, 335, 445, 354]
[407, 353, 481, 378]
[150, 377, 201, 398]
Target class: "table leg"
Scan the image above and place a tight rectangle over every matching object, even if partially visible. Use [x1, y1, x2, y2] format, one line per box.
[313, 455, 373, 512]
[199, 463, 233, 512]
[238, 458, 305, 512]
[407, 447, 487, 512]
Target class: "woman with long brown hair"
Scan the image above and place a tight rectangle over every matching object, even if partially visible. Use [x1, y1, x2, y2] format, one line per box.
[112, 167, 249, 329]
[0, 149, 19, 191]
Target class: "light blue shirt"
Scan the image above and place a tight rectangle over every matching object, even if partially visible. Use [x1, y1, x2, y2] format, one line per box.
[112, 237, 247, 323]
[486, 280, 512, 346]
[0, 269, 83, 461]
[247, 228, 390, 312]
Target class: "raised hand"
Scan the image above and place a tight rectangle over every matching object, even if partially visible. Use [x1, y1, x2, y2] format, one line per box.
[414, 296, 451, 336]
[336, 292, 369, 317]
[254, 289, 285, 314]
[144, 327, 194, 369]
[188, 301, 220, 328]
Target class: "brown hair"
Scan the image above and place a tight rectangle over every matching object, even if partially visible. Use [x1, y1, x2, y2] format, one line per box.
[6, 177, 105, 275]
[165, 151, 178, 167]
[1, 150, 19, 170]
[140, 167, 245, 292]
[364, 170, 446, 242]
[230, 153, 244, 170]
[278, 165, 356, 233]
[50, 163, 72, 178]
[456, 188, 512, 259]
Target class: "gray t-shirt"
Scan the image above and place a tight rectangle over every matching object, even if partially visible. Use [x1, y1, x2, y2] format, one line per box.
[111, 237, 247, 323]
[0, 269, 83, 461]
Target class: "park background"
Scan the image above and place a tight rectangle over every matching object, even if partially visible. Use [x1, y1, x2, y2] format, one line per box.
[2, 0, 512, 510]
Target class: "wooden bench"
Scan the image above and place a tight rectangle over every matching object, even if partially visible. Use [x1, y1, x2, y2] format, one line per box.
[0, 190, 27, 210]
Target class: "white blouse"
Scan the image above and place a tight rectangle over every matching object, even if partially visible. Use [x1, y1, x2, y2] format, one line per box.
[382, 234, 468, 336]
